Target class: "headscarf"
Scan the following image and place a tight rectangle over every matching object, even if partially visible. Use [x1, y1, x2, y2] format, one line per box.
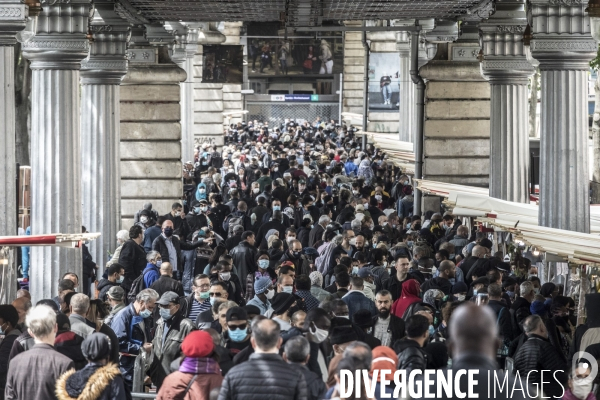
[195, 182, 207, 201]
[357, 160, 374, 183]
[265, 229, 279, 240]
[391, 279, 421, 318]
[423, 289, 444, 308]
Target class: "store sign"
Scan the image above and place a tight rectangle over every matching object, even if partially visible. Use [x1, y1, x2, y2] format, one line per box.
[270, 94, 320, 102]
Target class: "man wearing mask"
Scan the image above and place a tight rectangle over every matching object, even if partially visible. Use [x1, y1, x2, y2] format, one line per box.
[151, 291, 194, 388]
[182, 274, 211, 324]
[229, 232, 258, 296]
[224, 307, 251, 358]
[256, 210, 287, 248]
[97, 264, 124, 302]
[152, 220, 211, 281]
[118, 225, 147, 292]
[186, 199, 211, 239]
[308, 215, 330, 248]
[246, 277, 275, 315]
[260, 199, 291, 226]
[271, 293, 301, 332]
[136, 209, 155, 231]
[211, 262, 245, 306]
[209, 194, 230, 238]
[109, 288, 159, 391]
[279, 240, 311, 276]
[163, 202, 191, 240]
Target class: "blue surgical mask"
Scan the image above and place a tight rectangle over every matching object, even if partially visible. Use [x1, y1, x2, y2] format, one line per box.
[258, 259, 269, 269]
[407, 241, 414, 247]
[139, 309, 152, 319]
[373, 243, 377, 249]
[229, 328, 248, 342]
[406, 223, 411, 229]
[159, 308, 172, 320]
[117, 275, 124, 284]
[210, 296, 218, 306]
[273, 205, 281, 211]
[282, 286, 293, 294]
[428, 325, 435, 336]
[352, 266, 359, 275]
[506, 290, 515, 299]
[194, 207, 201, 214]
[155, 260, 162, 267]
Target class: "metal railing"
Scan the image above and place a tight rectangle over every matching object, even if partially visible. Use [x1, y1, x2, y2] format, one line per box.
[131, 393, 157, 399]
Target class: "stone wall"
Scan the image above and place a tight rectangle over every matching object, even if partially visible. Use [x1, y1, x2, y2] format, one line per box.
[420, 44, 490, 187]
[342, 22, 365, 116]
[120, 63, 186, 228]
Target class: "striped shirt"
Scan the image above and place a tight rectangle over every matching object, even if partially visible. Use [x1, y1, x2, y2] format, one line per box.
[189, 298, 211, 322]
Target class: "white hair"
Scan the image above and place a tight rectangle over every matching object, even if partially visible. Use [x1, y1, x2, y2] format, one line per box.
[146, 250, 160, 262]
[319, 215, 331, 225]
[70, 293, 90, 314]
[520, 281, 534, 297]
[351, 219, 362, 230]
[116, 229, 129, 243]
[136, 288, 159, 303]
[332, 234, 344, 246]
[26, 305, 56, 339]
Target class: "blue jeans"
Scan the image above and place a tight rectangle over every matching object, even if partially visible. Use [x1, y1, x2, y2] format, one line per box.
[181, 249, 196, 295]
[382, 85, 392, 103]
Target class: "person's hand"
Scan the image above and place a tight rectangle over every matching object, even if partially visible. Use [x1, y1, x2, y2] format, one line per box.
[143, 343, 152, 353]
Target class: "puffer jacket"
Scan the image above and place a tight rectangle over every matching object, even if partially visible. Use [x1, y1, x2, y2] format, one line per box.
[151, 314, 195, 388]
[217, 353, 308, 400]
[393, 338, 427, 375]
[55, 363, 127, 400]
[513, 334, 568, 399]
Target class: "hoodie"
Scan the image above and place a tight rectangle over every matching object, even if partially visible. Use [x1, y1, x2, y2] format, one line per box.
[142, 263, 161, 288]
[97, 279, 120, 302]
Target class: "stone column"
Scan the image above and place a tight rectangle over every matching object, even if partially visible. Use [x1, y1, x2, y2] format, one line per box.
[22, 0, 91, 300]
[167, 22, 199, 163]
[0, 1, 26, 238]
[80, 0, 129, 272]
[480, 0, 535, 203]
[530, 0, 596, 233]
[397, 29, 414, 143]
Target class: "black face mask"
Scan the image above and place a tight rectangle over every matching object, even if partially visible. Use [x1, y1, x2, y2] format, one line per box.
[164, 227, 174, 237]
[288, 304, 301, 316]
[292, 251, 301, 258]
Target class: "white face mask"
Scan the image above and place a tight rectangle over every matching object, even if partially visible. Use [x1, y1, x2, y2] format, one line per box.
[572, 379, 594, 400]
[253, 188, 260, 193]
[456, 294, 466, 301]
[265, 289, 275, 299]
[140, 216, 148, 224]
[310, 324, 329, 343]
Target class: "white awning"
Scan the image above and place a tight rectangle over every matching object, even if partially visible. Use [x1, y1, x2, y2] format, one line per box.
[360, 132, 415, 173]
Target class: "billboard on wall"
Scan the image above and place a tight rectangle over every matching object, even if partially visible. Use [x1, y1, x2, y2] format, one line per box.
[202, 45, 243, 84]
[368, 52, 400, 111]
[246, 22, 343, 77]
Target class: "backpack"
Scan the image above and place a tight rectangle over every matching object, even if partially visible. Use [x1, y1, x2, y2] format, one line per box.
[225, 214, 244, 237]
[210, 151, 222, 168]
[127, 269, 152, 304]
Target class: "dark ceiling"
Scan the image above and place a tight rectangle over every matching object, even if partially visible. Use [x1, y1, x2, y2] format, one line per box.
[117, 0, 494, 25]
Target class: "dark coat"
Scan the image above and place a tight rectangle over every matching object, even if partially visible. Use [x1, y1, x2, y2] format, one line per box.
[55, 362, 127, 400]
[256, 220, 287, 248]
[229, 241, 258, 289]
[150, 275, 184, 297]
[279, 251, 312, 276]
[152, 235, 202, 273]
[420, 276, 452, 296]
[118, 239, 147, 290]
[488, 299, 515, 342]
[281, 328, 325, 379]
[5, 343, 74, 400]
[287, 363, 326, 400]
[308, 224, 325, 248]
[210, 204, 232, 237]
[225, 233, 243, 251]
[0, 328, 20, 396]
[510, 296, 532, 337]
[217, 353, 307, 400]
[393, 338, 426, 375]
[97, 279, 120, 302]
[513, 334, 568, 399]
[372, 314, 405, 345]
[342, 291, 377, 319]
[54, 331, 87, 370]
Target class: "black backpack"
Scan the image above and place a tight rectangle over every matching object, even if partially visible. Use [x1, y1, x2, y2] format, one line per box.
[210, 151, 223, 168]
[225, 214, 245, 237]
[127, 269, 152, 303]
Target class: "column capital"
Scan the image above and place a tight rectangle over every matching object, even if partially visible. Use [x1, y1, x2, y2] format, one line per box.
[529, 0, 596, 70]
[165, 21, 199, 64]
[22, 0, 92, 69]
[0, 0, 28, 45]
[480, 0, 535, 84]
[80, 0, 130, 85]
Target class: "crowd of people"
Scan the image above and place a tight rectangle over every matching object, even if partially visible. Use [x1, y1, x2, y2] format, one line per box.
[0, 117, 597, 400]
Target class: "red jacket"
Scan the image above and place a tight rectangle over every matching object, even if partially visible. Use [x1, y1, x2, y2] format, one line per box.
[157, 371, 223, 400]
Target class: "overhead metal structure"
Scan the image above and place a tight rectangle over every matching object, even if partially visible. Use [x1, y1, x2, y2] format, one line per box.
[115, 0, 494, 25]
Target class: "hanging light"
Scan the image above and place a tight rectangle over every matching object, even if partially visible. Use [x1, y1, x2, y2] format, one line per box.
[532, 247, 540, 257]
[587, 0, 600, 41]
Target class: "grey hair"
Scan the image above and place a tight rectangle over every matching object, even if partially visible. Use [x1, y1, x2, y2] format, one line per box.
[26, 305, 56, 339]
[332, 234, 344, 246]
[351, 219, 361, 230]
[146, 250, 160, 262]
[319, 215, 331, 225]
[284, 335, 311, 363]
[343, 341, 373, 370]
[218, 300, 238, 314]
[136, 288, 159, 303]
[116, 229, 129, 242]
[520, 281, 534, 297]
[523, 315, 544, 334]
[70, 293, 90, 314]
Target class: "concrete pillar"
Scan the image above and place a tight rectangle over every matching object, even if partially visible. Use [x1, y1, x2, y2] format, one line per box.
[22, 0, 92, 300]
[81, 0, 130, 272]
[220, 22, 244, 130]
[120, 57, 186, 228]
[0, 1, 26, 238]
[480, 0, 535, 203]
[167, 22, 199, 163]
[420, 24, 491, 187]
[342, 21, 365, 116]
[530, 0, 596, 232]
[0, 1, 27, 303]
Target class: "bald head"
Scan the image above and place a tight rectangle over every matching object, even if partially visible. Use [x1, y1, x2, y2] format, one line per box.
[12, 297, 32, 324]
[449, 303, 497, 360]
[160, 262, 173, 276]
[472, 245, 487, 258]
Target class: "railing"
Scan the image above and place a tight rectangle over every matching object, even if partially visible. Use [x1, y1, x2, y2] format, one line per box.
[131, 393, 157, 399]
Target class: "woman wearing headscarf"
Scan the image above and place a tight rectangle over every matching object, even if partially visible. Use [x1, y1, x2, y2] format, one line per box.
[156, 330, 223, 400]
[391, 279, 421, 318]
[357, 160, 374, 185]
